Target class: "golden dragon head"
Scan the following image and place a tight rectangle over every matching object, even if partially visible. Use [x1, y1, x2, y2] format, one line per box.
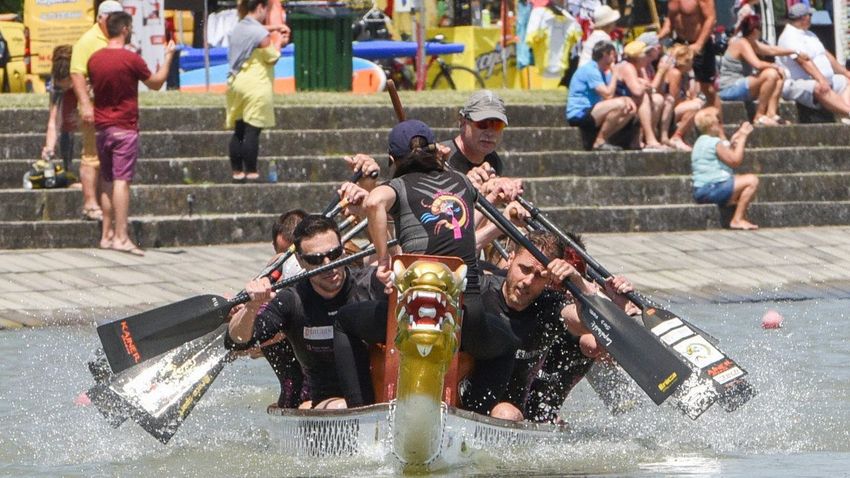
[392, 259, 467, 362]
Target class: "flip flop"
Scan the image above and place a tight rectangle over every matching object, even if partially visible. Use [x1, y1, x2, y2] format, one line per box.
[82, 207, 103, 221]
[111, 242, 145, 256]
[729, 224, 759, 231]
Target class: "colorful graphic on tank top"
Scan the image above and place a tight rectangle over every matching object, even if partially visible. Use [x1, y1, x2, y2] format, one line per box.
[419, 191, 470, 240]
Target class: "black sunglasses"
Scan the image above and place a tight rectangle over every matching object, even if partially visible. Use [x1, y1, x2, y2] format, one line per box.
[298, 245, 344, 266]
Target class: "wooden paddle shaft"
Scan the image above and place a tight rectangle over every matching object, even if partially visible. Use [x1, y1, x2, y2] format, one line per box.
[387, 79, 406, 122]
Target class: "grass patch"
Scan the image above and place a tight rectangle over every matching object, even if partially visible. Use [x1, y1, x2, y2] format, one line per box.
[0, 88, 566, 109]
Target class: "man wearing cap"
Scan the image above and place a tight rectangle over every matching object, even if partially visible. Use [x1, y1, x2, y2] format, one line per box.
[578, 5, 620, 67]
[776, 3, 850, 121]
[615, 40, 672, 151]
[441, 90, 522, 201]
[70, 0, 125, 226]
[567, 41, 636, 151]
[658, 0, 719, 107]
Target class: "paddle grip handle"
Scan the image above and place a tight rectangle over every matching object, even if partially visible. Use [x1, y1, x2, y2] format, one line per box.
[320, 170, 379, 217]
[515, 196, 650, 309]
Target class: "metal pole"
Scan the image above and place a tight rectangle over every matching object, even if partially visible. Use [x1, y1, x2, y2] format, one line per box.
[203, 0, 210, 92]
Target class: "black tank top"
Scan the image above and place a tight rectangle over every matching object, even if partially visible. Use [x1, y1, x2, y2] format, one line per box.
[388, 169, 481, 292]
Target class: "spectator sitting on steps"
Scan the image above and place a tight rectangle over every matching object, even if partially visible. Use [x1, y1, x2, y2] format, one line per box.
[691, 107, 759, 231]
[567, 41, 637, 152]
[776, 3, 850, 123]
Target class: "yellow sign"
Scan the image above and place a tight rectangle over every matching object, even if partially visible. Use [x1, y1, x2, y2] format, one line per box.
[426, 26, 519, 90]
[24, 0, 95, 76]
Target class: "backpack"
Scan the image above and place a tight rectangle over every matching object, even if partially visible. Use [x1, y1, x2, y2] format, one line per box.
[23, 159, 76, 189]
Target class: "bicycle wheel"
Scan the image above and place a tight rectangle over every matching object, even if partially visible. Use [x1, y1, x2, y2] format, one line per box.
[430, 65, 486, 90]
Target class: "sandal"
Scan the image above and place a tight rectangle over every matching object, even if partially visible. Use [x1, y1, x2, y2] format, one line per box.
[82, 207, 103, 221]
[668, 136, 692, 152]
[110, 241, 145, 256]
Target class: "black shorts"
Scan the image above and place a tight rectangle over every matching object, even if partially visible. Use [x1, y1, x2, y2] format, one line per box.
[567, 111, 597, 129]
[690, 38, 716, 84]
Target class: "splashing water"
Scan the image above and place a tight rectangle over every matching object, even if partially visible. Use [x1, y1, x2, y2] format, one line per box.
[1, 298, 849, 476]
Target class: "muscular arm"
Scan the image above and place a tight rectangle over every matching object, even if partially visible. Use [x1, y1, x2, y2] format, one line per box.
[142, 41, 176, 91]
[364, 185, 397, 262]
[71, 73, 93, 124]
[692, 0, 716, 51]
[228, 278, 275, 344]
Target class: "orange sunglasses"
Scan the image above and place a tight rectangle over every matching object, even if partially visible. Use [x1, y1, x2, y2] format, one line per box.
[468, 117, 506, 131]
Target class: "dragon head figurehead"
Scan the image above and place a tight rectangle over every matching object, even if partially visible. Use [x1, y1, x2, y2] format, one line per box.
[393, 259, 466, 368]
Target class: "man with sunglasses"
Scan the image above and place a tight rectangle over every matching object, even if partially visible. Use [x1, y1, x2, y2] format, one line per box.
[227, 214, 385, 410]
[441, 90, 523, 205]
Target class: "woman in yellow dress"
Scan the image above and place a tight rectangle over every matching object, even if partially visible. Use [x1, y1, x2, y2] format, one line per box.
[226, 0, 290, 182]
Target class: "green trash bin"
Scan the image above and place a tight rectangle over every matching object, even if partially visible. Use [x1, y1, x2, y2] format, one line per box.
[289, 6, 354, 91]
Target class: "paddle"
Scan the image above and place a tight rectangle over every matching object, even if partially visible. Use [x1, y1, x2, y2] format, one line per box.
[98, 241, 394, 374]
[89, 326, 233, 444]
[476, 196, 692, 405]
[515, 196, 755, 418]
[320, 170, 379, 217]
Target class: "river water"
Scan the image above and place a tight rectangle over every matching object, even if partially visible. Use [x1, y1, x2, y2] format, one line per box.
[2, 297, 849, 477]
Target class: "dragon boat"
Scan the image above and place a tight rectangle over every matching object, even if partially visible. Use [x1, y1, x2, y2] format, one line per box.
[265, 254, 569, 470]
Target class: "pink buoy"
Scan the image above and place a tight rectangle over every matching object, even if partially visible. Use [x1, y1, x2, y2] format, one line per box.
[761, 309, 784, 329]
[74, 392, 91, 406]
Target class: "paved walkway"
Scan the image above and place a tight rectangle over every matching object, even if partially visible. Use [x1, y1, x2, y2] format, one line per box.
[2, 226, 850, 329]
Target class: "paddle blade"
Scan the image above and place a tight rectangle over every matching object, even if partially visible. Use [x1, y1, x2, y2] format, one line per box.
[91, 326, 232, 444]
[577, 293, 692, 405]
[97, 294, 232, 374]
[645, 308, 754, 418]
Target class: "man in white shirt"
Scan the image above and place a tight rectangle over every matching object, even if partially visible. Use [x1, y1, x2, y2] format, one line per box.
[578, 4, 620, 66]
[777, 3, 850, 120]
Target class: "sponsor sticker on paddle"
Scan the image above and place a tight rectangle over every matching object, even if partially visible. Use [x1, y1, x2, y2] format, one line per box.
[673, 335, 725, 369]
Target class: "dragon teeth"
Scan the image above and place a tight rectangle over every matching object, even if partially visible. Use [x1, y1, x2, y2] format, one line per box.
[416, 344, 433, 357]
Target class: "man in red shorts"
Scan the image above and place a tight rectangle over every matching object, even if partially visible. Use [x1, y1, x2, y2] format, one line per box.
[88, 11, 175, 256]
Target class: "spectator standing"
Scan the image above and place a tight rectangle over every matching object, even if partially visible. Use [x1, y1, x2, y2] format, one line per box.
[658, 0, 719, 109]
[615, 41, 671, 151]
[691, 107, 759, 230]
[578, 4, 620, 67]
[42, 45, 78, 174]
[226, 0, 291, 183]
[718, 15, 791, 126]
[660, 44, 703, 151]
[88, 11, 176, 255]
[567, 41, 636, 151]
[776, 3, 850, 122]
[70, 0, 125, 222]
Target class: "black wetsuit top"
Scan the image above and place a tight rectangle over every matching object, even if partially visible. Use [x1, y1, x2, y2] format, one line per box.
[480, 275, 571, 410]
[387, 169, 481, 292]
[226, 266, 384, 404]
[442, 138, 504, 176]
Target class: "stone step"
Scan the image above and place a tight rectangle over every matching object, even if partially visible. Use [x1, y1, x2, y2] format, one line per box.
[4, 122, 850, 160]
[5, 145, 850, 188]
[0, 126, 583, 160]
[0, 101, 796, 134]
[2, 200, 849, 249]
[4, 171, 848, 222]
[541, 200, 850, 233]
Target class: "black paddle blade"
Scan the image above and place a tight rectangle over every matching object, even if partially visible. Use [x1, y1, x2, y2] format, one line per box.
[644, 307, 754, 418]
[577, 293, 692, 405]
[97, 294, 233, 374]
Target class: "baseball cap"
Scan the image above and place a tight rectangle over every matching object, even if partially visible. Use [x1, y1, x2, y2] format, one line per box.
[623, 41, 648, 59]
[788, 3, 812, 19]
[636, 31, 659, 48]
[98, 1, 124, 16]
[388, 120, 435, 159]
[460, 90, 508, 125]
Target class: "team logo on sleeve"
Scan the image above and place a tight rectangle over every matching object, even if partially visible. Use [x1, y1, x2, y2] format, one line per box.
[420, 191, 470, 239]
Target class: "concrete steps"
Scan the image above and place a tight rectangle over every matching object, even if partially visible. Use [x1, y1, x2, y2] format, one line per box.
[0, 101, 848, 249]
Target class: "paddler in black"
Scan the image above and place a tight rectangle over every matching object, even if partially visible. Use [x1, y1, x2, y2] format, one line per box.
[227, 214, 385, 409]
[332, 119, 521, 409]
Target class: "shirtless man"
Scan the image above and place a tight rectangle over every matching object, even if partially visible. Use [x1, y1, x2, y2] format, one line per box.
[658, 0, 718, 108]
